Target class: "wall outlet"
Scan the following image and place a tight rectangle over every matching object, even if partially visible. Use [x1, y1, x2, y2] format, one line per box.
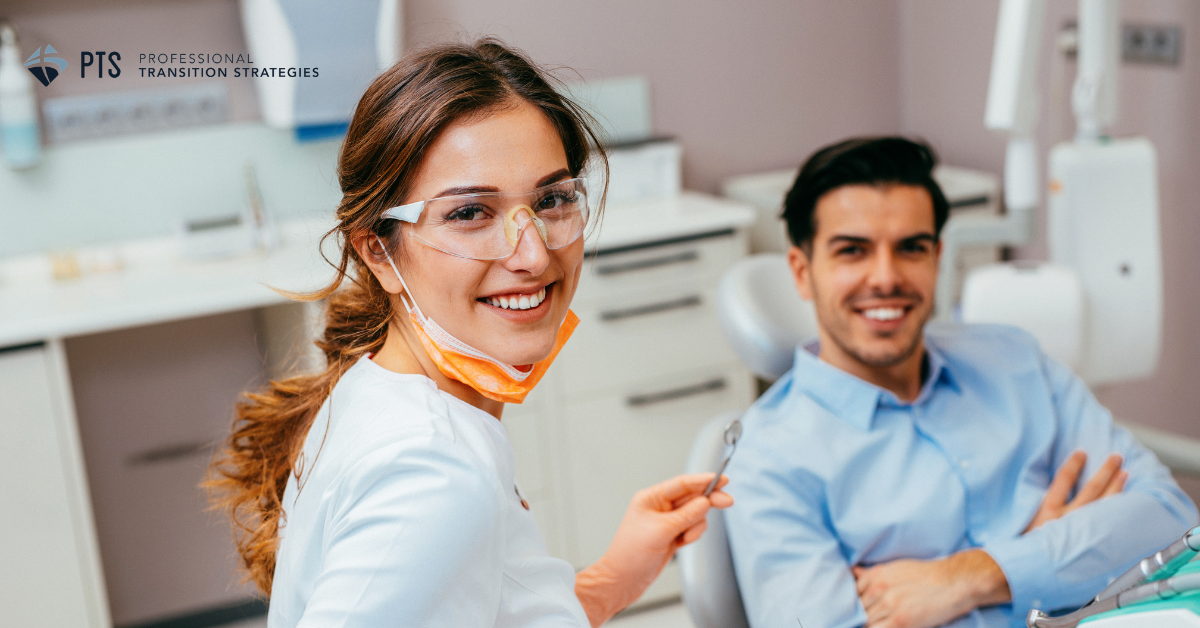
[42, 82, 229, 144]
[1123, 24, 1181, 65]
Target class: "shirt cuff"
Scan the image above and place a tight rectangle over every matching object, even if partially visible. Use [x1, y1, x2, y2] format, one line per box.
[983, 532, 1051, 619]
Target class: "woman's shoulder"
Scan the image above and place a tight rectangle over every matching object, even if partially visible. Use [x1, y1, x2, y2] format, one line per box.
[304, 356, 508, 491]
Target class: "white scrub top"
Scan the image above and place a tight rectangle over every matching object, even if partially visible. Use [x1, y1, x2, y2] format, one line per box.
[267, 355, 590, 628]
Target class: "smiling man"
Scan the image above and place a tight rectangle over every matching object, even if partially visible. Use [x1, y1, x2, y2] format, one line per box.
[723, 137, 1197, 628]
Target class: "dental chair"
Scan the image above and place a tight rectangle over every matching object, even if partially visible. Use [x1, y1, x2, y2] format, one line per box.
[677, 254, 818, 628]
[679, 253, 1200, 628]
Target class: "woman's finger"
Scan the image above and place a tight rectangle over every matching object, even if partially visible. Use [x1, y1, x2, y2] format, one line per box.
[1074, 454, 1123, 505]
[678, 520, 708, 546]
[707, 490, 734, 509]
[641, 474, 719, 508]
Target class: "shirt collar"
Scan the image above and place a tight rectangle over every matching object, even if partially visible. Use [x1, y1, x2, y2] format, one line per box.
[789, 334, 959, 430]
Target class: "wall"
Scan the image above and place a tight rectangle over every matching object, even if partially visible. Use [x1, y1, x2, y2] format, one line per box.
[899, 0, 1200, 451]
[6, 0, 900, 197]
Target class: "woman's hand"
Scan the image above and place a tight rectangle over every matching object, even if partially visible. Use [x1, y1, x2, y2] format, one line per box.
[574, 473, 734, 627]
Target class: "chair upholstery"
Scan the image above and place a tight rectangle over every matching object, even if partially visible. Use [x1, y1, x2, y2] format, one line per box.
[677, 410, 751, 628]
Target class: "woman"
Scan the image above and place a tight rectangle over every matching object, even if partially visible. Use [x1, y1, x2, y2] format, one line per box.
[209, 39, 732, 627]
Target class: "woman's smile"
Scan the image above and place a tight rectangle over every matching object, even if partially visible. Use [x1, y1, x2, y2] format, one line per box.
[477, 282, 555, 323]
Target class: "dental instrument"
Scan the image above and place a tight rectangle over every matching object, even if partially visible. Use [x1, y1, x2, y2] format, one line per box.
[704, 418, 741, 497]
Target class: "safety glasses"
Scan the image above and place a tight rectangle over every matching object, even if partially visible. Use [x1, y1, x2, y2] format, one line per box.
[380, 178, 590, 261]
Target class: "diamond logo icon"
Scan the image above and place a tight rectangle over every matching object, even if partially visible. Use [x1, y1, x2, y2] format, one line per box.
[25, 45, 68, 86]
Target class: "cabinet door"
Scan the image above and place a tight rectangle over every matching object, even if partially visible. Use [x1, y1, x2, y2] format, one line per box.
[558, 364, 753, 603]
[0, 343, 108, 628]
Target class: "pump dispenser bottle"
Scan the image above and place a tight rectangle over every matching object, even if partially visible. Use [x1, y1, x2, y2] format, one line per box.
[0, 21, 41, 169]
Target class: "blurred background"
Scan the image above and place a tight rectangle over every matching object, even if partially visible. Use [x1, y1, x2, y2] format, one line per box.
[0, 1, 1196, 627]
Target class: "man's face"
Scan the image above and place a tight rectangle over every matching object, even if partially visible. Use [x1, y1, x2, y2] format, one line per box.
[788, 184, 941, 370]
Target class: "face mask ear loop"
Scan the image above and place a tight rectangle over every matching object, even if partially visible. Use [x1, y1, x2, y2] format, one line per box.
[374, 235, 423, 320]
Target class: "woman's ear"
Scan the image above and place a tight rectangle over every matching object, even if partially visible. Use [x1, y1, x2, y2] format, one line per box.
[352, 234, 405, 295]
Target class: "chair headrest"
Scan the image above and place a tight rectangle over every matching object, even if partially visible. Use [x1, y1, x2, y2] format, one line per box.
[715, 254, 820, 380]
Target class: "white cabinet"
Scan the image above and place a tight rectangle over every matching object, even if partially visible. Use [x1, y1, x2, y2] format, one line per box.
[505, 227, 756, 608]
[0, 342, 109, 628]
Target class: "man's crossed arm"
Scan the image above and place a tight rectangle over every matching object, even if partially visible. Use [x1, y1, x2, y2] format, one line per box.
[851, 451, 1126, 628]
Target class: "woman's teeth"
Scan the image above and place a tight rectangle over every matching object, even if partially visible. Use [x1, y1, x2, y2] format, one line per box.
[863, 307, 905, 321]
[487, 287, 547, 311]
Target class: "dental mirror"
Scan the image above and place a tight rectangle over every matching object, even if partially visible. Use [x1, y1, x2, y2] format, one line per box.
[704, 418, 742, 497]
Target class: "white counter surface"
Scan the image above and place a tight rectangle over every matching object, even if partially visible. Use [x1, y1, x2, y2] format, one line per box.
[0, 192, 752, 347]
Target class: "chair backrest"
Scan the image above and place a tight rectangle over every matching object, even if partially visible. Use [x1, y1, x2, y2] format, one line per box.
[715, 254, 819, 380]
[677, 410, 751, 628]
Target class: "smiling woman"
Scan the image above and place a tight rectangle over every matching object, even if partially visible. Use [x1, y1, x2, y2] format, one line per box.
[207, 38, 732, 628]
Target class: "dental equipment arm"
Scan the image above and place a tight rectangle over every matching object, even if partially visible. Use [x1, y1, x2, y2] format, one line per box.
[1027, 527, 1200, 628]
[1091, 526, 1200, 602]
[936, 0, 1044, 319]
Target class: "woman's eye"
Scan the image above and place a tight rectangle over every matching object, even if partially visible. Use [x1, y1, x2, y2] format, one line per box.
[444, 205, 489, 222]
[536, 192, 576, 211]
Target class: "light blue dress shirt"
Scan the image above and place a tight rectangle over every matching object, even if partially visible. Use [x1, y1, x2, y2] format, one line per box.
[724, 323, 1197, 628]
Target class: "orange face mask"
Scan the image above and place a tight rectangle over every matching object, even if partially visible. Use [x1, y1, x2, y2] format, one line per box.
[377, 237, 577, 404]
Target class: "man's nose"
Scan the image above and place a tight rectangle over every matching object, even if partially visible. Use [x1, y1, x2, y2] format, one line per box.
[503, 215, 550, 275]
[866, 248, 902, 293]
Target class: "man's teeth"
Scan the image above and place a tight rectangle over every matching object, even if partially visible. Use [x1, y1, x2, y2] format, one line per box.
[488, 287, 547, 310]
[863, 307, 905, 321]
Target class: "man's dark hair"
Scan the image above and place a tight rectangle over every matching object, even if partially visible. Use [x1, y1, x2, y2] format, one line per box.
[782, 137, 950, 252]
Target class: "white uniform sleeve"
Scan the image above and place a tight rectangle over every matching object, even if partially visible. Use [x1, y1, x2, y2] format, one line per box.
[295, 435, 505, 628]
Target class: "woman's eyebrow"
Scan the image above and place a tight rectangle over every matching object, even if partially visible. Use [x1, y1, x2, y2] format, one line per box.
[536, 169, 572, 188]
[430, 169, 572, 199]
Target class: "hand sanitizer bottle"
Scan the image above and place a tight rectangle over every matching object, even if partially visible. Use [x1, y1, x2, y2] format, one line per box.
[0, 22, 41, 169]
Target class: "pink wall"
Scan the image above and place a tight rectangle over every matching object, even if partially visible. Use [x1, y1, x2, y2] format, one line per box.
[405, 0, 901, 192]
[899, 0, 1200, 447]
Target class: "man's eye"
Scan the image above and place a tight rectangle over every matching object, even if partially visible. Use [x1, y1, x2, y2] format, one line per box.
[900, 242, 931, 254]
[836, 245, 865, 256]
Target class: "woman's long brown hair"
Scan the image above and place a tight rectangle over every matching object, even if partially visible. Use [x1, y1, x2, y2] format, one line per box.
[206, 38, 607, 595]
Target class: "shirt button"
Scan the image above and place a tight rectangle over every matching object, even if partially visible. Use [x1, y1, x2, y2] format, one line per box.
[960, 459, 971, 469]
[977, 532, 988, 543]
[1033, 599, 1043, 609]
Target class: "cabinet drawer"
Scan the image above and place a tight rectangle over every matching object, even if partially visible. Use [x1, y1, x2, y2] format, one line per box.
[576, 232, 743, 303]
[559, 364, 752, 568]
[557, 284, 739, 397]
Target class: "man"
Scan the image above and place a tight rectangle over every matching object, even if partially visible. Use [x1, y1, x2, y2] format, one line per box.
[723, 137, 1197, 628]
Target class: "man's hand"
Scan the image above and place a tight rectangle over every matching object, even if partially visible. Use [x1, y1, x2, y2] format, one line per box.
[1024, 451, 1126, 533]
[852, 549, 1010, 628]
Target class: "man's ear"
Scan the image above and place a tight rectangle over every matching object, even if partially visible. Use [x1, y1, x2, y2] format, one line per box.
[787, 245, 815, 301]
[352, 234, 405, 295]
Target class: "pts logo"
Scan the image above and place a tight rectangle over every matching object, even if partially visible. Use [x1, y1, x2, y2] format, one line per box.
[24, 45, 68, 86]
[81, 51, 121, 78]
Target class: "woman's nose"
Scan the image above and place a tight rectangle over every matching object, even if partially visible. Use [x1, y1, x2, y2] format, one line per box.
[503, 217, 551, 274]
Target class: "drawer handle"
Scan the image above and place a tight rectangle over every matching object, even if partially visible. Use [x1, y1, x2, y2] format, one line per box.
[600, 295, 702, 322]
[595, 250, 700, 276]
[127, 440, 213, 466]
[627, 378, 727, 407]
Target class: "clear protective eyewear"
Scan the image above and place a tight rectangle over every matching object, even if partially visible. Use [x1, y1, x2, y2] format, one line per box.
[380, 177, 590, 261]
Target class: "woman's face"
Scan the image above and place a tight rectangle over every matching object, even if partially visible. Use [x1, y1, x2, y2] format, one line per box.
[382, 99, 584, 366]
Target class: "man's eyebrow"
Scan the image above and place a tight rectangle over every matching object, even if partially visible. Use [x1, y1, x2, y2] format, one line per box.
[430, 168, 572, 199]
[827, 235, 872, 246]
[898, 233, 937, 245]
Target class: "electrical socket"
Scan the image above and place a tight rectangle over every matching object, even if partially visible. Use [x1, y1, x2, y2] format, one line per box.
[1123, 24, 1181, 65]
[42, 82, 229, 144]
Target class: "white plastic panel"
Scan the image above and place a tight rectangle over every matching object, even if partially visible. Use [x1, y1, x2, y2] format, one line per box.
[961, 263, 1085, 371]
[1047, 138, 1162, 385]
[1083, 608, 1200, 627]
